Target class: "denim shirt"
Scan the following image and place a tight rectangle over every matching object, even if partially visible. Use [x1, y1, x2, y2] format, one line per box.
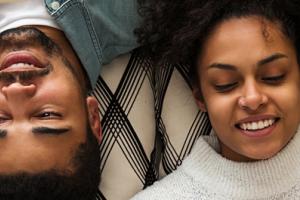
[44, 0, 140, 87]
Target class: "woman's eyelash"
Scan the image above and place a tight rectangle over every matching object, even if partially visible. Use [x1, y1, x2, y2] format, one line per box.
[262, 74, 285, 82]
[214, 82, 238, 92]
[0, 115, 9, 123]
[213, 74, 285, 92]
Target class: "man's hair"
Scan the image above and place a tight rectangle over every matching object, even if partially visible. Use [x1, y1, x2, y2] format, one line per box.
[135, 0, 300, 83]
[0, 124, 101, 200]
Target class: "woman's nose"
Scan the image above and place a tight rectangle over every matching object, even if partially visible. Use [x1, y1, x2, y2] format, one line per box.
[238, 81, 268, 111]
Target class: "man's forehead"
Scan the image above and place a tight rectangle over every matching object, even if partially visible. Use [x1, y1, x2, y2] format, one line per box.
[0, 0, 60, 33]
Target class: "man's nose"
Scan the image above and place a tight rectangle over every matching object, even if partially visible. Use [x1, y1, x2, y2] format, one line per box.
[238, 81, 268, 111]
[1, 82, 37, 101]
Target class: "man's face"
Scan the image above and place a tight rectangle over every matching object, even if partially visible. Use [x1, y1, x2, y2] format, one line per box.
[0, 26, 100, 199]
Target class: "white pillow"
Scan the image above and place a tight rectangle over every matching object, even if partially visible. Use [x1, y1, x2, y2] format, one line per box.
[97, 49, 211, 200]
[96, 51, 156, 200]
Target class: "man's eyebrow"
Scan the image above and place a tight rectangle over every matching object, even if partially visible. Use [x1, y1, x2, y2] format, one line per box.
[32, 127, 70, 135]
[208, 63, 237, 71]
[257, 53, 288, 66]
[0, 129, 7, 138]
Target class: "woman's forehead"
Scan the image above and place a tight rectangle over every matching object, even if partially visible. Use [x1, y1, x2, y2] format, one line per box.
[198, 17, 294, 66]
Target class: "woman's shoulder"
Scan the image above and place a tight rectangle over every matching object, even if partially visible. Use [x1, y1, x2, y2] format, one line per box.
[130, 166, 197, 200]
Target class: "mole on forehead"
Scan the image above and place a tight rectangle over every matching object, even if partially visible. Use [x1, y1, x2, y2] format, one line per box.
[258, 20, 283, 43]
[213, 17, 285, 45]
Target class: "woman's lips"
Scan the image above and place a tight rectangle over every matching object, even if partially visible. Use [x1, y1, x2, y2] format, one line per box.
[239, 121, 277, 138]
[235, 115, 280, 138]
[0, 51, 46, 72]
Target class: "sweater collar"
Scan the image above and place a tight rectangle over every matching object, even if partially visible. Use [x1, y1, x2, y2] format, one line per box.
[182, 125, 300, 198]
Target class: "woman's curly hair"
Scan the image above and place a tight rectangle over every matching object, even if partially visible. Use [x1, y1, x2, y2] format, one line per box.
[135, 0, 300, 70]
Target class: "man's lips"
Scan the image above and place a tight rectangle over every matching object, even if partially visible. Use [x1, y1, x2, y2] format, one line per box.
[0, 51, 46, 72]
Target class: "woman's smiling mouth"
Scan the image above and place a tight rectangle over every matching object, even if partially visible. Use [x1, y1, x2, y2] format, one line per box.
[235, 116, 280, 137]
[238, 118, 277, 131]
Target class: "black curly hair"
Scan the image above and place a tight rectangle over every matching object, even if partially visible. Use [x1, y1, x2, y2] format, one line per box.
[135, 0, 300, 85]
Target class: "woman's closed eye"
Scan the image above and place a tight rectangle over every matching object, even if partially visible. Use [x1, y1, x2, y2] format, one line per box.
[214, 82, 238, 93]
[261, 74, 286, 84]
[0, 115, 10, 124]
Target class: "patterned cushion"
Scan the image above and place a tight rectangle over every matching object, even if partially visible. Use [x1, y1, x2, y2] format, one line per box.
[95, 48, 211, 200]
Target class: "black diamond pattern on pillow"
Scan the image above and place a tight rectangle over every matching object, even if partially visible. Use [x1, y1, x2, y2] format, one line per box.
[96, 48, 211, 200]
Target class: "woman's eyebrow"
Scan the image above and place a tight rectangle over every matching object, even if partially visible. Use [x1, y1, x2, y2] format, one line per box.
[32, 127, 70, 135]
[208, 63, 236, 71]
[257, 53, 287, 66]
[208, 53, 288, 71]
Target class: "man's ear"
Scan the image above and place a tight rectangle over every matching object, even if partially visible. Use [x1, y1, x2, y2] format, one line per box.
[192, 88, 207, 112]
[86, 96, 102, 142]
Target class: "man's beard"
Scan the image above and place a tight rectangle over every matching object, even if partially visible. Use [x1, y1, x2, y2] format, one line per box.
[0, 125, 101, 200]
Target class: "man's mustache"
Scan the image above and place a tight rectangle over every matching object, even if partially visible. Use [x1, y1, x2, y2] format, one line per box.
[0, 67, 52, 83]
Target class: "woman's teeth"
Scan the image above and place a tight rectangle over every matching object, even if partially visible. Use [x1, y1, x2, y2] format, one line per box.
[239, 119, 275, 131]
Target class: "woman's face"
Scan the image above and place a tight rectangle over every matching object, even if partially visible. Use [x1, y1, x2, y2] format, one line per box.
[196, 16, 300, 162]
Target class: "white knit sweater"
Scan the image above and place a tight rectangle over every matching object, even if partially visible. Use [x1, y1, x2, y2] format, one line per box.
[131, 126, 300, 200]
